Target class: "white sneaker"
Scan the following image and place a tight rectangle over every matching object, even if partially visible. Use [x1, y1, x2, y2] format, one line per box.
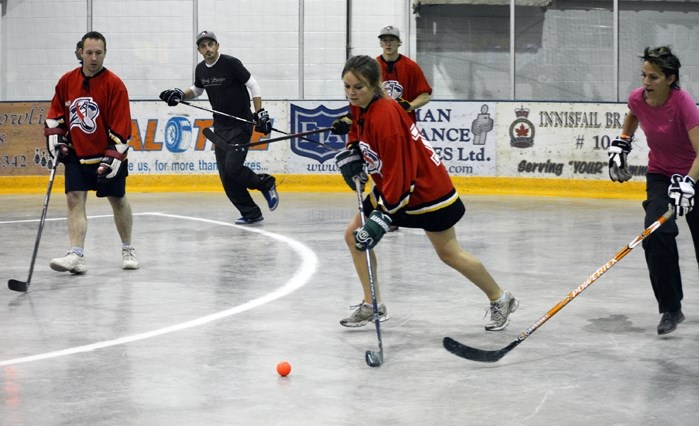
[484, 291, 519, 331]
[50, 251, 87, 274]
[122, 247, 139, 270]
[340, 302, 389, 328]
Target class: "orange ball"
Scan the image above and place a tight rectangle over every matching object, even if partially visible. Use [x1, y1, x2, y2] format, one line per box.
[276, 361, 291, 377]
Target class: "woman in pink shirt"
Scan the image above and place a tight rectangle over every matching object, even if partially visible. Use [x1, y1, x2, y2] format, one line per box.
[608, 46, 699, 335]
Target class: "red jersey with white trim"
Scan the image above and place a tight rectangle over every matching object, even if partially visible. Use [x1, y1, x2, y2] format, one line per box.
[47, 67, 132, 160]
[348, 96, 458, 216]
[377, 54, 432, 122]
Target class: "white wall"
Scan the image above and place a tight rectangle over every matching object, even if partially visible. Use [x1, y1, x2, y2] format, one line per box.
[0, 0, 409, 101]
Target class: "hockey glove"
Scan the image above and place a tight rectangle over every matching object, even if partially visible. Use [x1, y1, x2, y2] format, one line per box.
[253, 109, 272, 134]
[608, 135, 633, 182]
[396, 97, 411, 111]
[45, 127, 69, 162]
[354, 210, 392, 251]
[334, 144, 367, 191]
[330, 116, 352, 135]
[97, 144, 129, 182]
[668, 174, 695, 218]
[159, 88, 184, 106]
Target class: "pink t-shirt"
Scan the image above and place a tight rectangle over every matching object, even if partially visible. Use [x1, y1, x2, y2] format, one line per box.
[628, 87, 699, 176]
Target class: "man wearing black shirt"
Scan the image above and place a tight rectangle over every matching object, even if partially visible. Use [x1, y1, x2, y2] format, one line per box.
[160, 30, 278, 224]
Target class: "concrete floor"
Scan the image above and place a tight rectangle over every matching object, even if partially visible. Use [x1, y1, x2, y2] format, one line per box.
[1, 190, 698, 425]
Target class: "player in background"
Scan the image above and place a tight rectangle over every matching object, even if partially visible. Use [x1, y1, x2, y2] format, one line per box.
[331, 55, 518, 330]
[74, 40, 82, 63]
[46, 31, 138, 274]
[159, 30, 278, 225]
[376, 25, 432, 124]
[377, 25, 432, 232]
[608, 46, 699, 335]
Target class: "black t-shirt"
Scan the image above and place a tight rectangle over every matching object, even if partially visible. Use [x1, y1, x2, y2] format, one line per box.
[194, 54, 253, 128]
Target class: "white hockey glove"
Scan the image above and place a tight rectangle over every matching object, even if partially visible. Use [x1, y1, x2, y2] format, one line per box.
[97, 144, 129, 182]
[608, 135, 633, 182]
[45, 127, 69, 162]
[668, 174, 695, 218]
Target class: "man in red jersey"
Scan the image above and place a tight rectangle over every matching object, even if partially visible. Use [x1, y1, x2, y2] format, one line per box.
[376, 25, 432, 124]
[45, 31, 138, 274]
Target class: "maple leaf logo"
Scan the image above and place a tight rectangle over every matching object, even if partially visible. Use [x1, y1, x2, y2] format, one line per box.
[515, 123, 529, 137]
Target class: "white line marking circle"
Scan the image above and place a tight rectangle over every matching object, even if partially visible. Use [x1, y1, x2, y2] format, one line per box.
[0, 212, 317, 367]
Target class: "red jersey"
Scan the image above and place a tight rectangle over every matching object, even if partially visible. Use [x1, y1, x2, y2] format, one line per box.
[376, 54, 432, 122]
[348, 96, 458, 216]
[47, 67, 132, 161]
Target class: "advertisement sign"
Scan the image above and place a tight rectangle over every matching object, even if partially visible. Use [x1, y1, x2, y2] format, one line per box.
[0, 102, 51, 176]
[2, 100, 650, 185]
[496, 102, 648, 180]
[127, 101, 283, 176]
[416, 101, 497, 176]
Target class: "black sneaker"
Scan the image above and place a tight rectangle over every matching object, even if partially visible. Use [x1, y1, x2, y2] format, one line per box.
[657, 310, 685, 335]
[235, 216, 263, 225]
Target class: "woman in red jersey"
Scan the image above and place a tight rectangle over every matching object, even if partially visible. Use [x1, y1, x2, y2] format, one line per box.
[332, 55, 518, 330]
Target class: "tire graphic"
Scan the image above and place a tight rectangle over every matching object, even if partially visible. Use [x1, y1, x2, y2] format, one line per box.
[164, 117, 192, 153]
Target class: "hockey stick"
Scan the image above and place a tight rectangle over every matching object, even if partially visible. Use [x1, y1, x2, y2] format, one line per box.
[178, 100, 337, 150]
[353, 175, 384, 367]
[8, 160, 60, 292]
[443, 206, 675, 363]
[202, 126, 335, 151]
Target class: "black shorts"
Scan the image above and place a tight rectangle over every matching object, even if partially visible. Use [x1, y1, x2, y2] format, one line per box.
[362, 194, 465, 233]
[63, 157, 128, 198]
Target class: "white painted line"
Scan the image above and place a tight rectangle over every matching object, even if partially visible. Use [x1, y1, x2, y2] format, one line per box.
[0, 212, 317, 367]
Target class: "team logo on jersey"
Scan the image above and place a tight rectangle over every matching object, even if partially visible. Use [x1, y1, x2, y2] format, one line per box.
[290, 104, 348, 163]
[69, 97, 100, 134]
[358, 141, 382, 176]
[382, 80, 404, 99]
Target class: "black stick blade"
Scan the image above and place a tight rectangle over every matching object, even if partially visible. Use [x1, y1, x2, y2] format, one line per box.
[8, 279, 29, 293]
[443, 337, 519, 363]
[202, 127, 233, 152]
[365, 350, 383, 367]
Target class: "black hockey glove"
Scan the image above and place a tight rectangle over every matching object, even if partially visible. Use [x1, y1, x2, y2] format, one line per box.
[335, 144, 367, 191]
[159, 88, 184, 106]
[331, 116, 352, 135]
[396, 97, 411, 111]
[253, 109, 272, 134]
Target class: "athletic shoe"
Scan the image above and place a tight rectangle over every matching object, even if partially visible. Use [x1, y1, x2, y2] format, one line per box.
[340, 302, 389, 328]
[484, 290, 519, 331]
[262, 178, 279, 211]
[235, 215, 264, 225]
[657, 309, 685, 335]
[122, 246, 139, 270]
[49, 251, 87, 274]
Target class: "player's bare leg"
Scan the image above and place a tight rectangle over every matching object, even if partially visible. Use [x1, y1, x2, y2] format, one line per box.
[344, 212, 381, 303]
[108, 195, 139, 270]
[425, 226, 502, 298]
[108, 195, 133, 244]
[49, 191, 88, 273]
[340, 212, 387, 327]
[426, 226, 518, 330]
